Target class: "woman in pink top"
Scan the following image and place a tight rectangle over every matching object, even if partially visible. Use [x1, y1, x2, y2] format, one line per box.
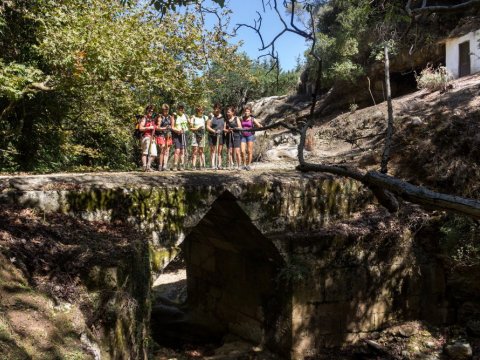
[240, 105, 262, 171]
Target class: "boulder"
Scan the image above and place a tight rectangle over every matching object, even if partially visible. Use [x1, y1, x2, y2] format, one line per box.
[444, 342, 473, 360]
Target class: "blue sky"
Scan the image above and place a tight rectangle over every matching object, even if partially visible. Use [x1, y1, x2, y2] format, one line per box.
[219, 0, 310, 71]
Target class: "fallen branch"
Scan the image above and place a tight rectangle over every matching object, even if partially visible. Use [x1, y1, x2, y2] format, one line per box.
[365, 171, 480, 219]
[297, 162, 480, 220]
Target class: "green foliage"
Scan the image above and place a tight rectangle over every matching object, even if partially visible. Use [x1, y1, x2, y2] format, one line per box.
[440, 215, 480, 267]
[149, 0, 225, 14]
[0, 0, 236, 172]
[415, 65, 453, 92]
[276, 256, 309, 287]
[307, 0, 415, 87]
[208, 54, 299, 110]
[0, 61, 44, 101]
[120, 0, 225, 16]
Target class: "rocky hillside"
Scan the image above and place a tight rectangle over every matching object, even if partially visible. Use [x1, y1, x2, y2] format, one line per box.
[256, 73, 480, 200]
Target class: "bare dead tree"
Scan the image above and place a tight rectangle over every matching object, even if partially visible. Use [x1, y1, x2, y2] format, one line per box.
[380, 44, 394, 174]
[235, 0, 480, 219]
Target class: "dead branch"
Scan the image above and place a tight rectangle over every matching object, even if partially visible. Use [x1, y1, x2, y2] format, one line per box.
[365, 171, 480, 219]
[405, 0, 480, 15]
[234, 120, 300, 134]
[235, 0, 480, 221]
[297, 162, 480, 219]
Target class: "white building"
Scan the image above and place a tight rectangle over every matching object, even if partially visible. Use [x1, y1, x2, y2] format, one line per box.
[444, 20, 480, 79]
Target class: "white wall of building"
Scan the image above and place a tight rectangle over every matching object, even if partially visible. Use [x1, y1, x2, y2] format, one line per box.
[445, 29, 480, 78]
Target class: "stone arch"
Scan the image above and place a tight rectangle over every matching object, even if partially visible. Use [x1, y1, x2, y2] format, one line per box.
[179, 190, 291, 353]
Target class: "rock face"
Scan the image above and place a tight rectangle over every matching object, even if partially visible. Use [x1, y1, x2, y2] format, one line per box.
[248, 95, 311, 125]
[444, 342, 473, 360]
[0, 172, 455, 359]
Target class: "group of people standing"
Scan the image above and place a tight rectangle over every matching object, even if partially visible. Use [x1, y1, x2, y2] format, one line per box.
[138, 103, 262, 172]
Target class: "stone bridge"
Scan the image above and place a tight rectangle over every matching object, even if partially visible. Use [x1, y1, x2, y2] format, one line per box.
[0, 171, 448, 359]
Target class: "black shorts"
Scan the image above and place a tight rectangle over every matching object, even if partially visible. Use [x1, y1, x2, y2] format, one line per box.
[208, 133, 224, 146]
[225, 133, 241, 149]
[173, 133, 187, 149]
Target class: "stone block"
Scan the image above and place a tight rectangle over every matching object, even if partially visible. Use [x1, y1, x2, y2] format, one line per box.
[292, 304, 316, 326]
[325, 270, 349, 302]
[324, 267, 367, 302]
[293, 276, 324, 303]
[292, 330, 316, 360]
[228, 313, 263, 344]
[374, 311, 396, 328]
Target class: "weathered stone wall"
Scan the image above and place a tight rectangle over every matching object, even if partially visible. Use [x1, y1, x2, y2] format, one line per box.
[279, 216, 450, 359]
[0, 172, 452, 359]
[0, 172, 369, 276]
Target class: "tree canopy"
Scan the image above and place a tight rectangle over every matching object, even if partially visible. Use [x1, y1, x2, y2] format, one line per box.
[0, 0, 234, 171]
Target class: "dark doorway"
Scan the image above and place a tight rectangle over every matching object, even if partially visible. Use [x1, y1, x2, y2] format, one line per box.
[459, 41, 471, 77]
[151, 191, 291, 356]
[183, 191, 290, 354]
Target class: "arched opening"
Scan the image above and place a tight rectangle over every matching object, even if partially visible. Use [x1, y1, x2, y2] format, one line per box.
[151, 191, 290, 356]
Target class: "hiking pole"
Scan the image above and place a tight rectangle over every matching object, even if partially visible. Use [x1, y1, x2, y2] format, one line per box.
[183, 131, 188, 170]
[230, 131, 234, 169]
[145, 126, 155, 171]
[211, 132, 216, 170]
[165, 128, 172, 170]
[201, 129, 206, 169]
[215, 132, 220, 170]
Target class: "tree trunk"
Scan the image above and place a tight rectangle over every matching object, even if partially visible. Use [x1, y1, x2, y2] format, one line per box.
[381, 43, 394, 174]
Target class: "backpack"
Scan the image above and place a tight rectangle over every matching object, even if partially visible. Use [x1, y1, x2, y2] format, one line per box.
[133, 115, 143, 140]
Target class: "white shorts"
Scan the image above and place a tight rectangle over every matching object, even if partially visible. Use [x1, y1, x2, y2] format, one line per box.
[141, 137, 158, 156]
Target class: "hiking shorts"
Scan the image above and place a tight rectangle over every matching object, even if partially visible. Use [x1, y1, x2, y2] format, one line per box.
[191, 132, 205, 147]
[156, 136, 172, 146]
[173, 133, 187, 150]
[208, 133, 224, 146]
[142, 136, 158, 156]
[225, 133, 241, 149]
[241, 134, 255, 143]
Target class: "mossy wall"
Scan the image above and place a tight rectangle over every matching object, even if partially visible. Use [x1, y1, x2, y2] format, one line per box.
[0, 173, 369, 276]
[0, 172, 371, 359]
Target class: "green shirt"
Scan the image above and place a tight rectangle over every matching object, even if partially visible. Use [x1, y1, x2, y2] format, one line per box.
[174, 113, 189, 132]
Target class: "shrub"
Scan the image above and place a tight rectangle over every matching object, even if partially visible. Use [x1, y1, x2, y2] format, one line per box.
[440, 215, 480, 267]
[415, 65, 453, 92]
[349, 103, 358, 113]
[253, 132, 271, 162]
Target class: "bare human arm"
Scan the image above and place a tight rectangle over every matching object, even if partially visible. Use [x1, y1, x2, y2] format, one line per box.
[206, 119, 215, 134]
[139, 117, 154, 132]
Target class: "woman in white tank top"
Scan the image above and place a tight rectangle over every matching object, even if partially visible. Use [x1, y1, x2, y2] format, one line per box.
[189, 105, 207, 169]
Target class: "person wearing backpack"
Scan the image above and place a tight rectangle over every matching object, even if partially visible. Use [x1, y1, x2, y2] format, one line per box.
[139, 104, 157, 172]
[171, 104, 189, 171]
[189, 105, 207, 170]
[133, 114, 144, 140]
[225, 106, 242, 170]
[240, 105, 262, 171]
[206, 103, 225, 170]
[155, 104, 174, 171]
